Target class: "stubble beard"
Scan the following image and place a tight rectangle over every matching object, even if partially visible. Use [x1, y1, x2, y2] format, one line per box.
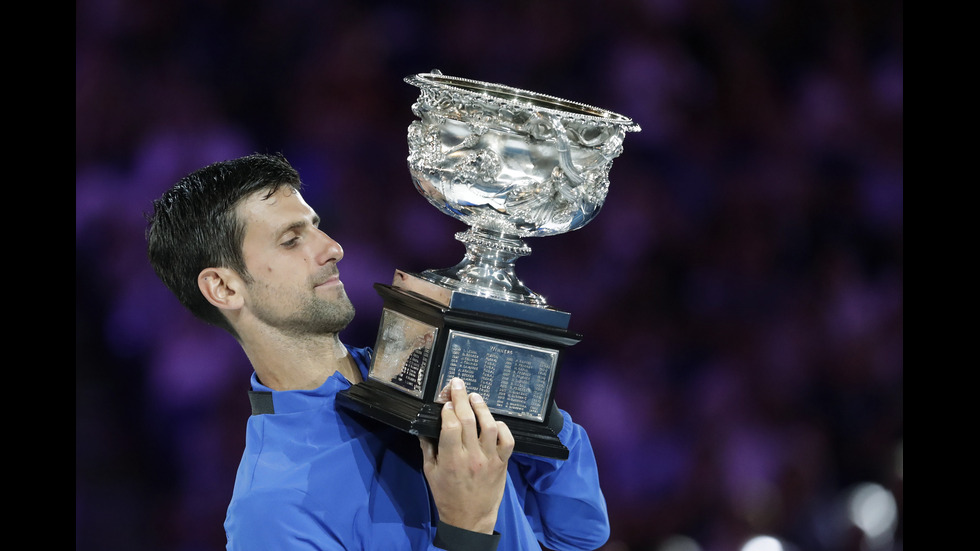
[297, 291, 356, 335]
[248, 280, 356, 337]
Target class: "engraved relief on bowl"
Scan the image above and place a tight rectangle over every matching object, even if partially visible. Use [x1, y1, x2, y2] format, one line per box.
[406, 72, 641, 238]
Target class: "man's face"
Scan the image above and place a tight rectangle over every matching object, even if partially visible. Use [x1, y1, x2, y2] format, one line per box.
[237, 186, 355, 336]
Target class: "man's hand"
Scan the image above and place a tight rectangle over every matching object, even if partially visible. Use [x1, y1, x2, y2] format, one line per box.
[420, 378, 515, 534]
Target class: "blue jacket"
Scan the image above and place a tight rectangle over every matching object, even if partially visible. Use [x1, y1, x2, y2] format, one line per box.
[225, 346, 610, 550]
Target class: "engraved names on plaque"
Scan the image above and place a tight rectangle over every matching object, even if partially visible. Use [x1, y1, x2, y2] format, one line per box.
[437, 330, 559, 422]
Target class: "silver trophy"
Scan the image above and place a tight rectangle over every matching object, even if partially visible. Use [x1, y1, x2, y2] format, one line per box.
[338, 72, 639, 458]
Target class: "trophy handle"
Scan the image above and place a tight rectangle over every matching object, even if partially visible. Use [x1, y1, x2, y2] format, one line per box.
[540, 113, 586, 187]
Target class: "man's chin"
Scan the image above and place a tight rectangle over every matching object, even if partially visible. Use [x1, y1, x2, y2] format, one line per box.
[299, 299, 355, 334]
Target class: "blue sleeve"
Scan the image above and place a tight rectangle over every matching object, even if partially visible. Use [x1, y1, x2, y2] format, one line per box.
[507, 408, 610, 551]
[225, 487, 348, 551]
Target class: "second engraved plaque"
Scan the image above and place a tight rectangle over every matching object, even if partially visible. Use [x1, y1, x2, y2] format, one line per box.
[438, 331, 558, 423]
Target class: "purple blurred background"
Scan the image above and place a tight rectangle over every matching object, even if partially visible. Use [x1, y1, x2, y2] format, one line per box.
[76, 1, 902, 550]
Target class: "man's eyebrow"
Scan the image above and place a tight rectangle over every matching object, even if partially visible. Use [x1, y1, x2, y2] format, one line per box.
[276, 214, 320, 236]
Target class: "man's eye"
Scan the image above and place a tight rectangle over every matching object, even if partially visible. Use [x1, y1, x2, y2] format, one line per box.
[282, 237, 299, 248]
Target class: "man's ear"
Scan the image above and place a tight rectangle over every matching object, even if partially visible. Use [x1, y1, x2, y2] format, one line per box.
[198, 267, 245, 312]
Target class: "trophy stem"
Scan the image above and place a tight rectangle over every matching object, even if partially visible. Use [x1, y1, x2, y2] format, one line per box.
[420, 227, 548, 306]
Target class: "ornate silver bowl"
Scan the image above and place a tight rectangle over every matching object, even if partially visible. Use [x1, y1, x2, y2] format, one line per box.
[406, 71, 640, 306]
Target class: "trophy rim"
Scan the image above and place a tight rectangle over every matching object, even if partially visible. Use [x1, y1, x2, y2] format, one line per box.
[406, 71, 642, 133]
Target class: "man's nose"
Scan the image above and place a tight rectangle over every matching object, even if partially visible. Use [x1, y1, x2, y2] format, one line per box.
[314, 229, 344, 265]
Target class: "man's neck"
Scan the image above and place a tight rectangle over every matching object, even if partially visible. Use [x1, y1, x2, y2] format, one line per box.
[242, 330, 361, 391]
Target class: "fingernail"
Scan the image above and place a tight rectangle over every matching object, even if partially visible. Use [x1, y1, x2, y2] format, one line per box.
[470, 393, 484, 404]
[444, 401, 454, 410]
[452, 377, 464, 390]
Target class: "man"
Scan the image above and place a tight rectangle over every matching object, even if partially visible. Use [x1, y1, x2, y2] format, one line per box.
[146, 153, 610, 551]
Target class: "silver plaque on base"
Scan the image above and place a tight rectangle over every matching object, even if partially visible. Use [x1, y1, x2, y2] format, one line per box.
[337, 71, 639, 459]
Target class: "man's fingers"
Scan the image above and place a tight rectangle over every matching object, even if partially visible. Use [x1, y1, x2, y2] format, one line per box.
[440, 378, 515, 461]
[419, 436, 437, 468]
[495, 420, 515, 462]
[446, 378, 481, 449]
[437, 398, 461, 454]
[469, 392, 500, 456]
[468, 391, 514, 462]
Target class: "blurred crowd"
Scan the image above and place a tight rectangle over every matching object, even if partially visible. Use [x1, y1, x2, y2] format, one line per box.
[76, 1, 902, 550]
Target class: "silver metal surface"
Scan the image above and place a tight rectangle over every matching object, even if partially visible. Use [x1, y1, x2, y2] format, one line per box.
[406, 71, 640, 305]
[370, 309, 438, 399]
[437, 329, 560, 422]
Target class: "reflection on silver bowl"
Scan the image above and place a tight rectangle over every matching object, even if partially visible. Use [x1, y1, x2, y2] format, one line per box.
[406, 71, 640, 306]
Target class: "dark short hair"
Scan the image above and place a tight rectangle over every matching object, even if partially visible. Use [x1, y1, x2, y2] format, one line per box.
[146, 153, 302, 335]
